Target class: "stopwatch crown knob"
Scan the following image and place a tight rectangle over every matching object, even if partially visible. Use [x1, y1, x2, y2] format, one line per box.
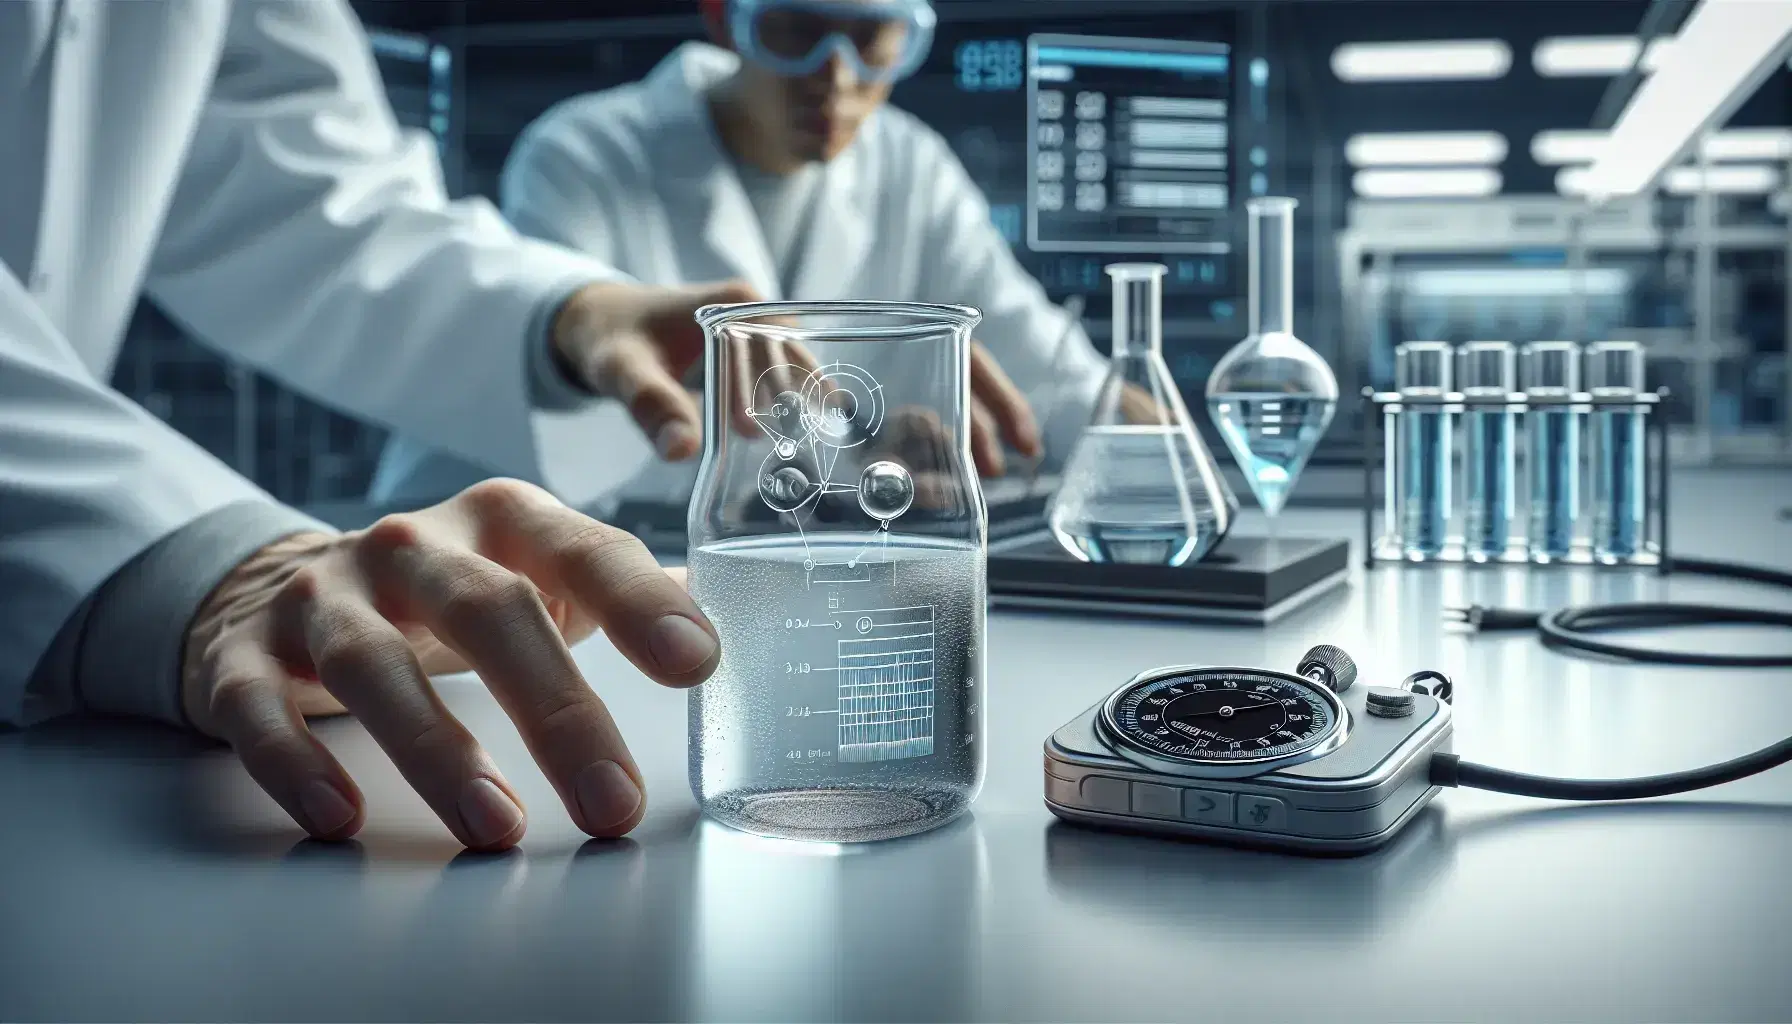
[1297, 644, 1357, 693]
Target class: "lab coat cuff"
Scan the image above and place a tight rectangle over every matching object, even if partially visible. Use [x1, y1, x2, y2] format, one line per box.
[75, 500, 333, 731]
[526, 278, 608, 413]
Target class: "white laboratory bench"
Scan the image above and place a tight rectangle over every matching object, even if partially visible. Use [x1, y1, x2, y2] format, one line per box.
[3, 468, 1792, 1022]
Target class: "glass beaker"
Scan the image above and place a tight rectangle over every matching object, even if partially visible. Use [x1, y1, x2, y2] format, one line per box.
[1206, 196, 1338, 518]
[1047, 263, 1237, 566]
[688, 300, 987, 843]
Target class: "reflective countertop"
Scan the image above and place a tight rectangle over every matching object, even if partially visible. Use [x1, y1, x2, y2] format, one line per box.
[5, 469, 1792, 1022]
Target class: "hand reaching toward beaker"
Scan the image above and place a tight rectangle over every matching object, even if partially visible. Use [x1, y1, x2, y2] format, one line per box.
[551, 278, 761, 460]
[178, 479, 721, 850]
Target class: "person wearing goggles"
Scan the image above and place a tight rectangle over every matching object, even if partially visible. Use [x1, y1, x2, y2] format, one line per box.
[372, 0, 1119, 508]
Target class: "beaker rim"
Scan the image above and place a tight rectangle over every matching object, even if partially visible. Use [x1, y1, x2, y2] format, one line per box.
[695, 299, 982, 338]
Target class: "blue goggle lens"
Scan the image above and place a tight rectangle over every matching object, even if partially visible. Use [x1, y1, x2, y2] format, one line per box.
[735, 0, 934, 83]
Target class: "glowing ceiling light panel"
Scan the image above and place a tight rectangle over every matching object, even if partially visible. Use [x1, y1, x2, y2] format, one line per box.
[1346, 132, 1509, 166]
[1532, 35, 1676, 76]
[1353, 168, 1502, 198]
[1583, 0, 1792, 201]
[1532, 130, 1609, 166]
[1331, 40, 1513, 82]
[1662, 164, 1781, 194]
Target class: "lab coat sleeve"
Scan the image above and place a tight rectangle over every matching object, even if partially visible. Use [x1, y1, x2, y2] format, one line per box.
[0, 269, 327, 730]
[143, 0, 628, 480]
[910, 125, 1110, 462]
[499, 115, 625, 263]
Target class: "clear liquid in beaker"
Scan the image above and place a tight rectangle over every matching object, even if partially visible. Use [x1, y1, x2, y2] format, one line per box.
[1208, 393, 1337, 517]
[1049, 424, 1231, 565]
[686, 533, 984, 844]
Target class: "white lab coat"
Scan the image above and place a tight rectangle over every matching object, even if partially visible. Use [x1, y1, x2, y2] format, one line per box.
[0, 0, 622, 716]
[371, 41, 1110, 507]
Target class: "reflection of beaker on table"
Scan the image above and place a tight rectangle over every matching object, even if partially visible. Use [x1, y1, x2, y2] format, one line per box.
[688, 301, 988, 844]
[687, 816, 988, 1021]
[1048, 262, 1237, 566]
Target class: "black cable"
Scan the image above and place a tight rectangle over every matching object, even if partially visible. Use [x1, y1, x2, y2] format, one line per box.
[1444, 556, 1792, 668]
[1433, 555, 1792, 799]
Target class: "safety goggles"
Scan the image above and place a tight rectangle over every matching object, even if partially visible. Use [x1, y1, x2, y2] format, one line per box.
[730, 0, 936, 85]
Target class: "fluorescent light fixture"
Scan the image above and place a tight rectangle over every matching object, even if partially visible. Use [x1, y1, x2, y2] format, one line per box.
[1532, 129, 1609, 165]
[1699, 127, 1792, 161]
[1353, 168, 1502, 198]
[1563, 161, 1782, 195]
[1532, 35, 1675, 76]
[1663, 163, 1781, 193]
[1582, 0, 1792, 201]
[1403, 267, 1630, 298]
[1345, 131, 1509, 166]
[1555, 166, 1597, 195]
[1331, 40, 1513, 82]
[1542, 126, 1792, 167]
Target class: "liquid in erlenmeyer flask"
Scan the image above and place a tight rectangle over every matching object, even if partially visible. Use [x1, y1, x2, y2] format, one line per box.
[1206, 197, 1337, 517]
[1048, 263, 1238, 566]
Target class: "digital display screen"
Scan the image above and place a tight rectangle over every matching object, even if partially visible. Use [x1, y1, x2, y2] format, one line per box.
[1025, 35, 1231, 258]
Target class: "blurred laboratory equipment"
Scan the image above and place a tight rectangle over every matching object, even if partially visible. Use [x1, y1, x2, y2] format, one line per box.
[1048, 263, 1237, 566]
[1394, 342, 1455, 559]
[1588, 341, 1648, 562]
[1459, 341, 1520, 562]
[687, 300, 987, 843]
[1363, 340, 1666, 568]
[1522, 341, 1584, 562]
[1207, 196, 1339, 517]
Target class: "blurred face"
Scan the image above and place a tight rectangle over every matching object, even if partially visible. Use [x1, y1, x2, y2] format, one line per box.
[727, 1, 914, 163]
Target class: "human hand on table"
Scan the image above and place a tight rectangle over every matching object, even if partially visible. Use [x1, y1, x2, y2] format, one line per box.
[179, 479, 720, 850]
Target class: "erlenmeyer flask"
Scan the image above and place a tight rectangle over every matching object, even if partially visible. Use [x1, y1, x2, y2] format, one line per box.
[1047, 263, 1237, 566]
[1206, 196, 1338, 516]
[688, 301, 987, 843]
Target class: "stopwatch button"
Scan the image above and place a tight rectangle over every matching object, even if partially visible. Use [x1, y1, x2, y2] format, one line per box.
[1297, 644, 1358, 693]
[1365, 686, 1417, 718]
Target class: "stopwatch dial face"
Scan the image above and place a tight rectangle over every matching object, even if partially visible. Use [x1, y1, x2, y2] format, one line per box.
[1104, 669, 1339, 765]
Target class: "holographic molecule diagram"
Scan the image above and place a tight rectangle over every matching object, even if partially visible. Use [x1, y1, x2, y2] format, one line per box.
[750, 363, 913, 529]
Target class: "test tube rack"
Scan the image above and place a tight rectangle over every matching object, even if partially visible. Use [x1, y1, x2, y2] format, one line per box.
[1358, 386, 1672, 570]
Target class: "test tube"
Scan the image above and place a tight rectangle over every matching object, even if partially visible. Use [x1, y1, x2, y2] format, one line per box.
[1587, 341, 1646, 561]
[1522, 341, 1583, 562]
[1459, 341, 1516, 561]
[1396, 342, 1453, 559]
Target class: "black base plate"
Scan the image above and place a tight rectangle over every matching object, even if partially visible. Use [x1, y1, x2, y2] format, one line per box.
[989, 531, 1352, 619]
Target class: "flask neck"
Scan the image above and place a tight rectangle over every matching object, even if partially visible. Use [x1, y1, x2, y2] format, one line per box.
[1248, 204, 1295, 337]
[1111, 274, 1163, 356]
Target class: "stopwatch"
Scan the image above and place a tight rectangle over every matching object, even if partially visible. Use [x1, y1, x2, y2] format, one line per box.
[1097, 646, 1356, 780]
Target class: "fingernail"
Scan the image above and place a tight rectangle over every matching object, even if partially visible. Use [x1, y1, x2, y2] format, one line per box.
[458, 777, 525, 848]
[656, 423, 698, 459]
[650, 613, 718, 674]
[300, 779, 356, 835]
[576, 760, 643, 832]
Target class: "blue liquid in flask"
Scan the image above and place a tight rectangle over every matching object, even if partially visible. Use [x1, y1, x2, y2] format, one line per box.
[1207, 394, 1336, 516]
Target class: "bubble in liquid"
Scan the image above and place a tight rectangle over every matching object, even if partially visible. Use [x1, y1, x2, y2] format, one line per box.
[857, 460, 914, 521]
